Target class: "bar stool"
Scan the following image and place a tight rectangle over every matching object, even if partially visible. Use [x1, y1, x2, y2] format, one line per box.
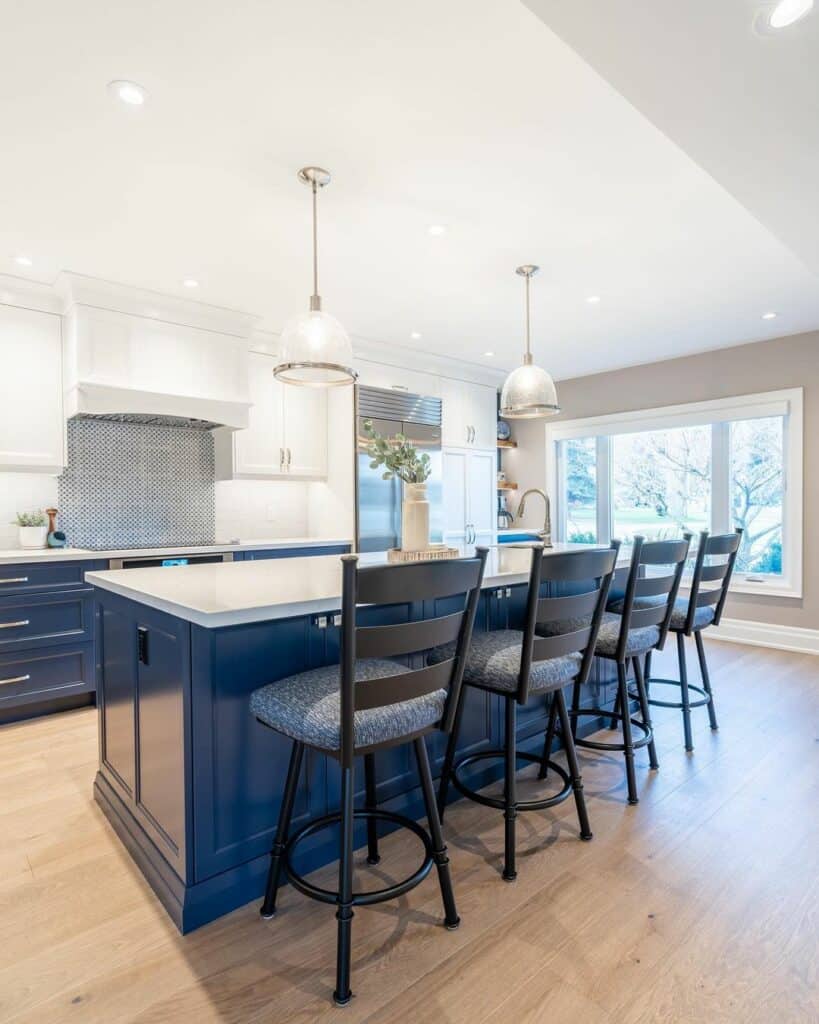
[638, 529, 742, 751]
[432, 543, 619, 882]
[559, 535, 691, 805]
[249, 550, 487, 1006]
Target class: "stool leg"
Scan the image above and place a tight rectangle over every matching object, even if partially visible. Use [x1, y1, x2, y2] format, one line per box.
[677, 632, 694, 752]
[609, 685, 622, 730]
[617, 662, 639, 805]
[503, 696, 518, 881]
[414, 737, 460, 929]
[644, 650, 653, 696]
[695, 630, 719, 731]
[537, 695, 559, 780]
[260, 740, 304, 919]
[633, 655, 659, 770]
[364, 753, 380, 865]
[333, 762, 355, 1007]
[570, 677, 581, 741]
[555, 688, 592, 840]
[437, 684, 467, 822]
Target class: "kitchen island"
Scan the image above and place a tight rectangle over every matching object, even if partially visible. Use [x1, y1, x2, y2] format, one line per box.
[87, 545, 627, 933]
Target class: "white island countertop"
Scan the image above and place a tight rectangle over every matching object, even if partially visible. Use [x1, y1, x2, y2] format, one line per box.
[85, 543, 626, 629]
[0, 537, 351, 566]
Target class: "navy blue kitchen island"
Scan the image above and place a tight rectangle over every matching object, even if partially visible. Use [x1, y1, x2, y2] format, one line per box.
[88, 546, 626, 933]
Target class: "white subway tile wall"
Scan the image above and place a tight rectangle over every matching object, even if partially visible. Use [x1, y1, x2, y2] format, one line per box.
[0, 473, 59, 547]
[215, 478, 310, 541]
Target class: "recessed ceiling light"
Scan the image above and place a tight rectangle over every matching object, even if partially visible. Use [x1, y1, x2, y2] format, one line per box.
[107, 80, 148, 106]
[428, 224, 446, 237]
[762, 311, 778, 320]
[182, 278, 199, 289]
[769, 0, 814, 28]
[586, 295, 601, 304]
[410, 331, 422, 339]
[13, 255, 32, 267]
[484, 351, 495, 357]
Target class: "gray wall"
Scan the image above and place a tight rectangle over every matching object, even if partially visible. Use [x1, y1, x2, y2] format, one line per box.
[507, 330, 817, 630]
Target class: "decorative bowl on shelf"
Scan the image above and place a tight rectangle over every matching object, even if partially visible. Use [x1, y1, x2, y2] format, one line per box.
[497, 419, 512, 441]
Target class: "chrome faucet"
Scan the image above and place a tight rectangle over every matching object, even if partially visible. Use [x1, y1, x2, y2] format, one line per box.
[516, 488, 552, 547]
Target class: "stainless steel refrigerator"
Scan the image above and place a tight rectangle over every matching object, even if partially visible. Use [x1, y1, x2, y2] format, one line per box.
[356, 386, 443, 553]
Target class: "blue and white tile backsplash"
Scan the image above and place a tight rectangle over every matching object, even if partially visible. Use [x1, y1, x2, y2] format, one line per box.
[58, 417, 215, 549]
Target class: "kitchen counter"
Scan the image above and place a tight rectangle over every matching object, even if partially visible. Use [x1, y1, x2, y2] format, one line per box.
[86, 542, 622, 628]
[0, 537, 351, 566]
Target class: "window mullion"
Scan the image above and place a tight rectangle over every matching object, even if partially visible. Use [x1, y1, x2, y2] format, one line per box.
[712, 422, 730, 534]
[596, 435, 611, 543]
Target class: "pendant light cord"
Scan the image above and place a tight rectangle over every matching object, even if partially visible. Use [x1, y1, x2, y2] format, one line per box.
[524, 271, 532, 364]
[310, 181, 321, 311]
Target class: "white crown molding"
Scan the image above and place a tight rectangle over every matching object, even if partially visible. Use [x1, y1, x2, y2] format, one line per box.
[56, 272, 260, 339]
[711, 617, 819, 656]
[352, 334, 505, 388]
[0, 273, 64, 315]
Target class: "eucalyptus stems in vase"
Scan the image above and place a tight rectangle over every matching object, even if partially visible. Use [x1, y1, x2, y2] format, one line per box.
[362, 419, 432, 551]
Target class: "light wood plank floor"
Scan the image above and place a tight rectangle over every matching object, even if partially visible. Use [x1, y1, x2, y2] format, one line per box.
[1, 641, 817, 1023]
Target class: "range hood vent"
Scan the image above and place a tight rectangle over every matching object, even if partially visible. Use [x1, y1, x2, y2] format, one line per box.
[71, 411, 223, 430]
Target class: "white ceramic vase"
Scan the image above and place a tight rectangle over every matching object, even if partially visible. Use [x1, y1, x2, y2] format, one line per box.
[401, 482, 430, 552]
[19, 525, 48, 549]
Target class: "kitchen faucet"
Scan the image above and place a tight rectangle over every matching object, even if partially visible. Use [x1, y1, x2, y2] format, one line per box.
[516, 488, 552, 547]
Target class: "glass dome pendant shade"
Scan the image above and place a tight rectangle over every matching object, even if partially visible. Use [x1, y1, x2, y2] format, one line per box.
[500, 264, 559, 418]
[274, 167, 357, 387]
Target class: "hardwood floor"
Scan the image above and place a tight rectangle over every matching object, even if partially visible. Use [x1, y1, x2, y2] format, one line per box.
[1, 640, 817, 1023]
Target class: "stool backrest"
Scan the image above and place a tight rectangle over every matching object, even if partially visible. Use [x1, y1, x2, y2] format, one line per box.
[339, 550, 488, 764]
[615, 534, 692, 660]
[519, 542, 620, 704]
[683, 528, 743, 633]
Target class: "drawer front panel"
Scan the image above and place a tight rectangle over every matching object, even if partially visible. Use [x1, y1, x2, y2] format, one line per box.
[0, 560, 106, 595]
[242, 544, 350, 561]
[0, 644, 94, 708]
[0, 592, 94, 651]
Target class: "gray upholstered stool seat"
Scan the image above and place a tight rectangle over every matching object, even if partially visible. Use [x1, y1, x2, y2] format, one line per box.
[429, 629, 582, 694]
[607, 596, 715, 633]
[594, 612, 660, 657]
[250, 659, 446, 751]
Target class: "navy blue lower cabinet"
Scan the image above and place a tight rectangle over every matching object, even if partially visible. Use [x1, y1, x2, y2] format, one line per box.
[240, 544, 350, 561]
[0, 643, 94, 718]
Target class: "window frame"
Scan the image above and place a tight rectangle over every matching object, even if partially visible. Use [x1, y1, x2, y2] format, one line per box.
[547, 388, 803, 599]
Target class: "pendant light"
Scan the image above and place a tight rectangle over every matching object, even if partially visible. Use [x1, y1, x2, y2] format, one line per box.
[499, 264, 559, 418]
[274, 167, 357, 386]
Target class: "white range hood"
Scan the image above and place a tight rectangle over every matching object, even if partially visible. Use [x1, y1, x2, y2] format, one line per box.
[60, 273, 256, 431]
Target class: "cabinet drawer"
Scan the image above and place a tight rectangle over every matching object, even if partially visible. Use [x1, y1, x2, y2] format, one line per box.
[0, 591, 94, 651]
[243, 545, 350, 561]
[0, 560, 105, 595]
[0, 644, 94, 709]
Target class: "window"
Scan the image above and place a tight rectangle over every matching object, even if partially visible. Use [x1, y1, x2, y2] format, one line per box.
[549, 390, 803, 599]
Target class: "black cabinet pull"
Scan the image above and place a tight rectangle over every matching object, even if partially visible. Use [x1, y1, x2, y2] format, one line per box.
[137, 626, 149, 665]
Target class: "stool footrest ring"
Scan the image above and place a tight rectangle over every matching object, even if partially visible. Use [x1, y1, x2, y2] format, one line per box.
[636, 677, 711, 710]
[452, 749, 573, 812]
[284, 808, 433, 907]
[569, 708, 652, 752]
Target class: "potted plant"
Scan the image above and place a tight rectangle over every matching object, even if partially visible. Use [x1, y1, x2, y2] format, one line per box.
[362, 419, 432, 552]
[14, 510, 49, 549]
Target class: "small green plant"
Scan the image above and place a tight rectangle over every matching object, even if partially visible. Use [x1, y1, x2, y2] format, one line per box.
[14, 510, 47, 527]
[362, 419, 431, 484]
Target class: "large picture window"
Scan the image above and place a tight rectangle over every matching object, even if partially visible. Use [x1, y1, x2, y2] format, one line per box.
[550, 390, 803, 599]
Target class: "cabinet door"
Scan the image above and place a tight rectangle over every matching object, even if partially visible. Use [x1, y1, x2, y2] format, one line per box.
[469, 383, 499, 450]
[442, 449, 468, 539]
[0, 305, 64, 473]
[232, 352, 285, 477]
[282, 384, 327, 478]
[440, 377, 471, 449]
[467, 450, 496, 535]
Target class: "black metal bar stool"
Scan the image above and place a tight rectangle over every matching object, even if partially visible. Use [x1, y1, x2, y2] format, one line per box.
[560, 534, 691, 805]
[638, 529, 742, 751]
[433, 543, 619, 882]
[249, 549, 487, 1006]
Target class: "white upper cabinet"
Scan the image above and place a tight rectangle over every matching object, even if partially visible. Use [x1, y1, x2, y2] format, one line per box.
[442, 447, 496, 544]
[0, 304, 64, 473]
[355, 359, 441, 398]
[215, 351, 328, 480]
[440, 377, 497, 450]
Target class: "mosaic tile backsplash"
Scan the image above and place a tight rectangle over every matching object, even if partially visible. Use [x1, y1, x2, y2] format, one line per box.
[58, 417, 216, 549]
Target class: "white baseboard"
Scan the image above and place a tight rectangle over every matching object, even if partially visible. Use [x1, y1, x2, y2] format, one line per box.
[710, 617, 819, 656]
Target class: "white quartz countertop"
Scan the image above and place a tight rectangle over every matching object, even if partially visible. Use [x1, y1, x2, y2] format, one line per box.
[85, 542, 625, 629]
[0, 537, 350, 566]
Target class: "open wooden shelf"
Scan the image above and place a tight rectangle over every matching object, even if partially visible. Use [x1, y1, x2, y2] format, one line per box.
[497, 481, 518, 491]
[496, 440, 517, 449]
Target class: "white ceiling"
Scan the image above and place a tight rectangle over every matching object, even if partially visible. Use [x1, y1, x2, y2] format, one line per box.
[1, 0, 817, 380]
